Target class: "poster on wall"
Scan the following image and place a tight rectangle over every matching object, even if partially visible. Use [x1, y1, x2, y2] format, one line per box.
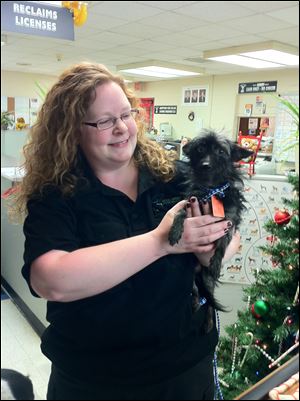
[182, 86, 208, 106]
[244, 103, 253, 116]
[220, 180, 293, 285]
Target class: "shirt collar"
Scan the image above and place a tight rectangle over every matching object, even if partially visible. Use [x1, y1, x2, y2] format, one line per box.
[76, 150, 158, 197]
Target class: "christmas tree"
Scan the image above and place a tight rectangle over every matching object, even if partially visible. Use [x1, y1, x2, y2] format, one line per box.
[216, 174, 299, 400]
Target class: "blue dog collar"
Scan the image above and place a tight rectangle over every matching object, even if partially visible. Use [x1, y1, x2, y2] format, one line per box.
[199, 296, 207, 306]
[200, 182, 230, 202]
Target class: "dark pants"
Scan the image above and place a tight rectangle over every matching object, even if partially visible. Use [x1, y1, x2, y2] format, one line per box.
[47, 354, 214, 400]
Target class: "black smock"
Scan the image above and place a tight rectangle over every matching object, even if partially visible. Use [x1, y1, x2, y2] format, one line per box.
[22, 157, 218, 389]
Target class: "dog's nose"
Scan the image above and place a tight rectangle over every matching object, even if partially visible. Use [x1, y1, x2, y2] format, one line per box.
[201, 158, 211, 169]
[201, 163, 211, 169]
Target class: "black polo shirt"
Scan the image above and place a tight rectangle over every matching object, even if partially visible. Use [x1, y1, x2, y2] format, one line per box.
[22, 158, 218, 386]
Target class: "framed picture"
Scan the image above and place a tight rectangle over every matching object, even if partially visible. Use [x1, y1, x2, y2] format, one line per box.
[182, 86, 208, 106]
[183, 89, 191, 104]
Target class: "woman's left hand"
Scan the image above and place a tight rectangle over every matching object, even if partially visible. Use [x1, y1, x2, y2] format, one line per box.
[187, 196, 240, 267]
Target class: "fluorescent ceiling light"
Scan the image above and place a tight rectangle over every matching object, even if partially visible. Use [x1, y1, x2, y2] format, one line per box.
[118, 61, 204, 79]
[121, 68, 178, 78]
[209, 55, 283, 69]
[203, 41, 298, 69]
[140, 66, 200, 76]
[120, 66, 201, 78]
[240, 50, 299, 66]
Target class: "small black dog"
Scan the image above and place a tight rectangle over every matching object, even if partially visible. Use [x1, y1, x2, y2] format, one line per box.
[168, 130, 253, 332]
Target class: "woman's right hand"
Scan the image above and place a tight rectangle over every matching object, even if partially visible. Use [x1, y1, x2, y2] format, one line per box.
[153, 199, 231, 255]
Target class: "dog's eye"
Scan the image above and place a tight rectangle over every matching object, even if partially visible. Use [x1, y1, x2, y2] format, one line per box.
[218, 149, 225, 154]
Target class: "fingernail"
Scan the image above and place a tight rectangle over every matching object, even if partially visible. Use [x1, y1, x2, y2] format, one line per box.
[186, 202, 191, 208]
[227, 221, 233, 227]
[190, 196, 197, 203]
[224, 228, 229, 234]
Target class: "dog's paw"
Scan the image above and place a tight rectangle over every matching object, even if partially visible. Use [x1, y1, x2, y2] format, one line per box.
[168, 229, 181, 245]
[168, 210, 186, 245]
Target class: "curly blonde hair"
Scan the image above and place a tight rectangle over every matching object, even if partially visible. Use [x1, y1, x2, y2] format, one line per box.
[9, 62, 177, 221]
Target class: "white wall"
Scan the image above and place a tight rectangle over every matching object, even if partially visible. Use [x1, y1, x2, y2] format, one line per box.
[2, 67, 298, 141]
[1, 70, 57, 98]
[134, 68, 299, 140]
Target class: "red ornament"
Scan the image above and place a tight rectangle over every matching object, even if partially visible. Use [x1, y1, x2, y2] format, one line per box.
[251, 304, 261, 318]
[274, 210, 291, 225]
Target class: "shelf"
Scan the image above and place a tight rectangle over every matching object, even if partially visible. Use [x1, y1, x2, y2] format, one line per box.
[238, 135, 261, 139]
[236, 114, 276, 118]
[257, 152, 272, 157]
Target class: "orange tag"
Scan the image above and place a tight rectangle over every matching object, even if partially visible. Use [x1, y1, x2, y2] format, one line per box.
[211, 195, 225, 217]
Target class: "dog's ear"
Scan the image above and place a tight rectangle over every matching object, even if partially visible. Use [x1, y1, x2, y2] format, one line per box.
[230, 143, 254, 161]
[182, 141, 192, 156]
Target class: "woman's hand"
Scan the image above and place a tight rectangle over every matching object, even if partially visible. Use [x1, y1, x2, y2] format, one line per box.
[188, 197, 240, 267]
[153, 199, 232, 256]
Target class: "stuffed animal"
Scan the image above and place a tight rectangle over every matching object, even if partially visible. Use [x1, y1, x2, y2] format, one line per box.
[240, 138, 258, 161]
[241, 137, 258, 151]
[15, 117, 26, 130]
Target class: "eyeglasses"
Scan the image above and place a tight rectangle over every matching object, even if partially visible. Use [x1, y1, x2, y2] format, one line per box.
[83, 109, 139, 132]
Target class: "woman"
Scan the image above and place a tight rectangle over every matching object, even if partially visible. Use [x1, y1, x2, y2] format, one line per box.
[11, 62, 239, 400]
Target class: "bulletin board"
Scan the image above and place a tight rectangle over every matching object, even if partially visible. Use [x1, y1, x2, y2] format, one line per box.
[273, 93, 299, 163]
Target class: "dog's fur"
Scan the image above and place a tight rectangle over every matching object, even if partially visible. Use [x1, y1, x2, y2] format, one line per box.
[168, 130, 253, 332]
[1, 369, 34, 400]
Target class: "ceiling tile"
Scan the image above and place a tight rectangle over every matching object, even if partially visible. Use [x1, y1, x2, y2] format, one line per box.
[183, 24, 245, 41]
[174, 1, 256, 22]
[234, 1, 299, 13]
[108, 22, 171, 39]
[88, 1, 163, 21]
[137, 11, 208, 31]
[259, 27, 299, 46]
[221, 14, 292, 34]
[266, 6, 299, 25]
[137, 1, 198, 11]
[82, 14, 129, 30]
[219, 34, 268, 47]
[151, 32, 208, 47]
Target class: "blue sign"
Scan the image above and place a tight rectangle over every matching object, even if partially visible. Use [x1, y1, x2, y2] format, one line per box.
[1, 1, 74, 41]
